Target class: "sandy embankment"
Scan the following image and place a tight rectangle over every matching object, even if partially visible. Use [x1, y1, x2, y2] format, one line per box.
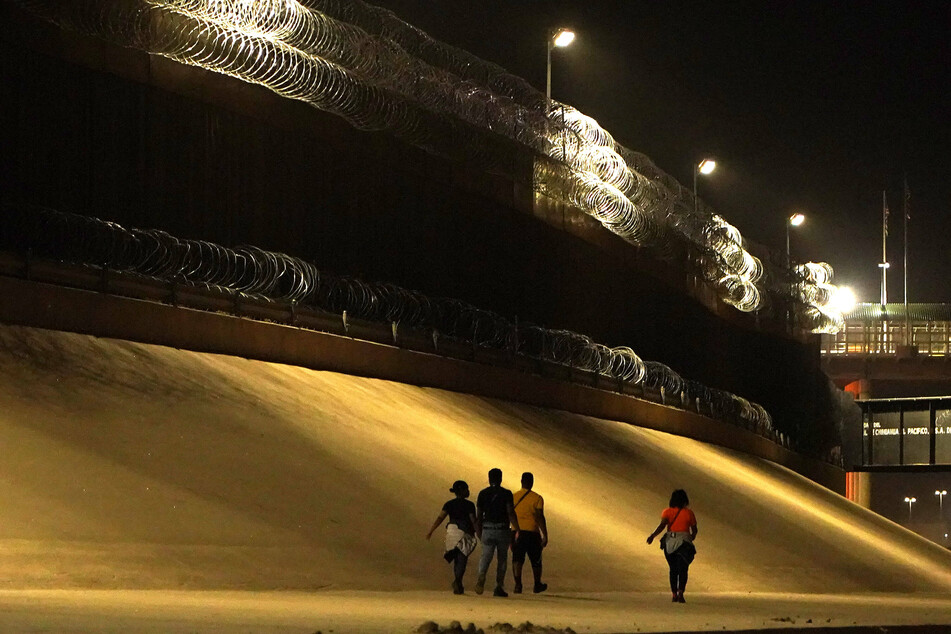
[0, 323, 948, 596]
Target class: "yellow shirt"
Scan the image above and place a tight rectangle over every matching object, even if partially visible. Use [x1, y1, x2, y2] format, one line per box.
[512, 489, 544, 532]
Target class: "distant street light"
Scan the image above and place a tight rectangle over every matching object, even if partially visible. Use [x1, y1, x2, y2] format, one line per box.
[937, 490, 947, 516]
[693, 159, 716, 214]
[546, 28, 575, 107]
[786, 212, 805, 269]
[905, 496, 917, 519]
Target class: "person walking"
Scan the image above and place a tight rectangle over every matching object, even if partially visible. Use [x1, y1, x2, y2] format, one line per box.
[475, 468, 520, 597]
[426, 480, 478, 594]
[511, 472, 548, 594]
[646, 489, 698, 603]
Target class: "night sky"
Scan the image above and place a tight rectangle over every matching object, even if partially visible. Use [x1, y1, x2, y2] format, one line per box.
[372, 1, 950, 303]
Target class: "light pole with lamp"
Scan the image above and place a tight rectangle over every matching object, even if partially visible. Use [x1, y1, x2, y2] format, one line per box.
[786, 213, 805, 270]
[937, 490, 947, 517]
[904, 496, 917, 520]
[693, 159, 716, 214]
[546, 28, 575, 108]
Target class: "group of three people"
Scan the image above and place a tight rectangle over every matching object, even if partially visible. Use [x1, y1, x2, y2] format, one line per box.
[429, 471, 698, 603]
[426, 468, 548, 597]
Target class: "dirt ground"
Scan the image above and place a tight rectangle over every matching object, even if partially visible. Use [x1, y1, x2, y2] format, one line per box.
[0, 324, 950, 630]
[1, 589, 951, 633]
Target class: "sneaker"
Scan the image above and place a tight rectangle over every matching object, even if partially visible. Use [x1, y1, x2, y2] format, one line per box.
[493, 586, 508, 597]
[452, 580, 463, 595]
[671, 593, 679, 602]
[533, 582, 548, 594]
[676, 592, 686, 603]
[475, 574, 486, 595]
[513, 582, 522, 594]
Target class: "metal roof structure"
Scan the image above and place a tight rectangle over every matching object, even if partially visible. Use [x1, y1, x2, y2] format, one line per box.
[845, 303, 951, 323]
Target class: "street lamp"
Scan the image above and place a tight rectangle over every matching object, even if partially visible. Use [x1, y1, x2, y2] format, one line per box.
[546, 28, 575, 107]
[904, 496, 917, 519]
[937, 490, 947, 516]
[785, 213, 805, 269]
[693, 159, 716, 213]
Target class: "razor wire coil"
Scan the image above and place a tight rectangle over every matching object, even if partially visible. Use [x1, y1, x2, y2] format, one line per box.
[0, 204, 774, 435]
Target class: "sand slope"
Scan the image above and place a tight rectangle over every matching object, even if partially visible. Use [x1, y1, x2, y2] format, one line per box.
[0, 323, 948, 593]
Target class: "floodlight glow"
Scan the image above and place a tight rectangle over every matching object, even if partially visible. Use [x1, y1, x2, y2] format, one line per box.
[833, 287, 856, 314]
[698, 159, 716, 175]
[789, 213, 805, 227]
[552, 29, 575, 47]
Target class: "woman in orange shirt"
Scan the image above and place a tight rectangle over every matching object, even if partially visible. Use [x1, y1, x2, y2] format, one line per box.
[646, 489, 698, 603]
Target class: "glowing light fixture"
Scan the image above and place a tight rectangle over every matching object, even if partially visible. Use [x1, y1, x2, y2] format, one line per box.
[784, 212, 805, 270]
[937, 490, 947, 515]
[552, 29, 575, 48]
[833, 286, 857, 314]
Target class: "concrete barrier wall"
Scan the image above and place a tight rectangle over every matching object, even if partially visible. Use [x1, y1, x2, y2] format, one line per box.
[0, 274, 845, 492]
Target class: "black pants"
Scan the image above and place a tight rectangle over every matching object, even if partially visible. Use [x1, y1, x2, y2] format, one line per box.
[451, 549, 468, 582]
[664, 550, 690, 592]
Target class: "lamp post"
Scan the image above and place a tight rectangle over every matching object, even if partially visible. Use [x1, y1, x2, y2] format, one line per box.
[786, 213, 805, 270]
[904, 496, 917, 519]
[693, 159, 716, 214]
[937, 490, 947, 517]
[546, 28, 575, 108]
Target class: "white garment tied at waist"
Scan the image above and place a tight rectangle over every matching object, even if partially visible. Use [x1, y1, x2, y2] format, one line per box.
[445, 524, 478, 557]
[664, 531, 693, 554]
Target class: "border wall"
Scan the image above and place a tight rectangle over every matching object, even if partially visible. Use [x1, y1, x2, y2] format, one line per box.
[0, 4, 836, 453]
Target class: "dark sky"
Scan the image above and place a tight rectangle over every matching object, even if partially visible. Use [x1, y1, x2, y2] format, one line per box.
[371, 1, 950, 303]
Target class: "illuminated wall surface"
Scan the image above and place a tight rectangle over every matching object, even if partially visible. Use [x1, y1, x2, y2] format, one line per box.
[0, 324, 948, 593]
[2, 0, 846, 333]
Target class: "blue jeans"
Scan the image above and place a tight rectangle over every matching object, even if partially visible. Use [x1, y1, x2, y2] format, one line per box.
[478, 526, 511, 587]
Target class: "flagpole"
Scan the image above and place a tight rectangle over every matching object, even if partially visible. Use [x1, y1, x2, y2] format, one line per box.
[881, 190, 888, 305]
[903, 177, 910, 347]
